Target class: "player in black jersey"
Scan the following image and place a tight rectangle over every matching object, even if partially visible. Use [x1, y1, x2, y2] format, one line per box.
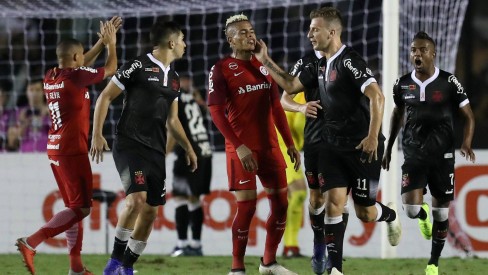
[91, 21, 198, 275]
[168, 75, 213, 257]
[382, 31, 475, 275]
[254, 7, 401, 275]
[281, 50, 350, 274]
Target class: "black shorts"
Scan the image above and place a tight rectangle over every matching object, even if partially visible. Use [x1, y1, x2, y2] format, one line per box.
[172, 156, 212, 197]
[401, 157, 455, 202]
[318, 143, 384, 207]
[304, 143, 321, 190]
[112, 136, 167, 206]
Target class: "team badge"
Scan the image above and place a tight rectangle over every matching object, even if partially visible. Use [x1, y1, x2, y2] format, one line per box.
[401, 173, 410, 187]
[259, 66, 269, 76]
[229, 62, 238, 70]
[432, 90, 443, 102]
[135, 171, 145, 185]
[318, 173, 325, 188]
[409, 84, 416, 90]
[306, 172, 316, 187]
[329, 69, 337, 81]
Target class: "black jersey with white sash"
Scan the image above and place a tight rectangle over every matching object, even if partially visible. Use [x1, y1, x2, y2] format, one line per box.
[112, 53, 180, 154]
[393, 68, 469, 161]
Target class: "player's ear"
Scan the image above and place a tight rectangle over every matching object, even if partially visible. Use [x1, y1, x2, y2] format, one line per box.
[168, 40, 175, 49]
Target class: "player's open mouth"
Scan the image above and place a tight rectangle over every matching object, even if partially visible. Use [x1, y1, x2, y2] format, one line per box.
[415, 59, 422, 66]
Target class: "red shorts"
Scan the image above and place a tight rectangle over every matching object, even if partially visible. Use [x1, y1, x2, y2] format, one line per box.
[226, 147, 287, 191]
[49, 154, 93, 208]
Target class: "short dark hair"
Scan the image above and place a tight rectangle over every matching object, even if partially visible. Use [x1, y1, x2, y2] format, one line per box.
[150, 21, 182, 47]
[56, 38, 83, 57]
[310, 6, 343, 28]
[413, 31, 436, 49]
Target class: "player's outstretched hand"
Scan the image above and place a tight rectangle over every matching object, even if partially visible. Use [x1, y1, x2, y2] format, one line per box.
[460, 143, 476, 163]
[186, 149, 198, 172]
[298, 100, 322, 118]
[287, 145, 301, 172]
[109, 16, 123, 31]
[236, 144, 258, 172]
[90, 135, 110, 164]
[382, 149, 391, 170]
[98, 20, 117, 46]
[355, 135, 378, 163]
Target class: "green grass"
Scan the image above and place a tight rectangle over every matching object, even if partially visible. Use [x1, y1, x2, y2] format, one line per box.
[3, 254, 487, 275]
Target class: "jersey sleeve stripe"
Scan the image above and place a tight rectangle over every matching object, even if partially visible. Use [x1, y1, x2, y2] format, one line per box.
[112, 77, 125, 91]
[360, 77, 377, 93]
[459, 98, 469, 108]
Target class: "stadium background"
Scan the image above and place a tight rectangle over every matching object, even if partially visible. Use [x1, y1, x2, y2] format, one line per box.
[1, 0, 488, 260]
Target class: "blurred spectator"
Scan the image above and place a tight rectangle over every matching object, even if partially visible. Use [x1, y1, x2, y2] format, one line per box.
[7, 79, 50, 152]
[0, 79, 16, 151]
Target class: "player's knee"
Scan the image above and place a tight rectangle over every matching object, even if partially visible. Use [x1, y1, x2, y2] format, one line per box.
[355, 207, 376, 222]
[125, 193, 147, 214]
[309, 189, 324, 209]
[403, 204, 422, 219]
[140, 205, 158, 221]
[188, 200, 202, 211]
[432, 207, 449, 222]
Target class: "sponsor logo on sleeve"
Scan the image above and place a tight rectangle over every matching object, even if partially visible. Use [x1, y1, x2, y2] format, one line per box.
[290, 58, 303, 76]
[343, 58, 364, 79]
[122, 60, 142, 78]
[448, 75, 465, 94]
[78, 66, 98, 73]
[208, 66, 215, 94]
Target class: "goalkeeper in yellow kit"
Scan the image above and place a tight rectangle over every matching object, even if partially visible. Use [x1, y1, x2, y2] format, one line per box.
[277, 92, 307, 258]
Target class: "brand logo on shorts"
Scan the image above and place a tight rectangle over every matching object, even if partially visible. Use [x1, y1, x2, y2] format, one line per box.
[318, 173, 325, 188]
[401, 173, 410, 187]
[135, 171, 145, 185]
[49, 159, 60, 166]
[239, 179, 251, 185]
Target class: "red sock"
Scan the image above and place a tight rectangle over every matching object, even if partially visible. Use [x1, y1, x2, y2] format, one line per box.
[231, 199, 256, 270]
[67, 222, 84, 272]
[27, 208, 85, 248]
[263, 191, 288, 265]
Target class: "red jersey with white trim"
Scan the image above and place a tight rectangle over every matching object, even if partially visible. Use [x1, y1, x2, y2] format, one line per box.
[207, 55, 280, 151]
[44, 66, 105, 155]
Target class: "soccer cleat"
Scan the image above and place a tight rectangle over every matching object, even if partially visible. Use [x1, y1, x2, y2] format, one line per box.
[115, 266, 134, 275]
[170, 246, 185, 257]
[68, 267, 95, 275]
[418, 203, 433, 240]
[259, 260, 297, 275]
[330, 267, 344, 275]
[386, 202, 402, 246]
[311, 242, 326, 274]
[16, 237, 36, 275]
[103, 258, 122, 275]
[185, 245, 203, 256]
[425, 264, 438, 275]
[228, 269, 246, 275]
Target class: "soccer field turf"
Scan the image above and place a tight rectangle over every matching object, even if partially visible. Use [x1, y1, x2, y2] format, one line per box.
[3, 254, 487, 275]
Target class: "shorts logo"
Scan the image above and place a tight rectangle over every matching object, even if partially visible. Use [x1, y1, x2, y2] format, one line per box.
[401, 173, 410, 187]
[318, 173, 325, 188]
[239, 179, 251, 185]
[306, 172, 316, 187]
[135, 171, 145, 185]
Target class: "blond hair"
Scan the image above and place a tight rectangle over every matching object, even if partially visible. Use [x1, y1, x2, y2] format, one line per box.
[225, 14, 249, 28]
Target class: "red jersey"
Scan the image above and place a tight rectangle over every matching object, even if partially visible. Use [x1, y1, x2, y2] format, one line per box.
[44, 66, 105, 155]
[208, 56, 282, 151]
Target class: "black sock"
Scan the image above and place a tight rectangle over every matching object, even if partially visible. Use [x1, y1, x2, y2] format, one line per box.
[111, 237, 128, 261]
[428, 219, 449, 266]
[190, 206, 204, 242]
[417, 207, 428, 220]
[377, 202, 397, 222]
[175, 204, 189, 242]
[342, 212, 349, 230]
[324, 222, 344, 272]
[310, 208, 325, 243]
[122, 247, 140, 268]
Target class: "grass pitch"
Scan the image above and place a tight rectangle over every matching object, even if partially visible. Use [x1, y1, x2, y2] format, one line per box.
[2, 254, 487, 274]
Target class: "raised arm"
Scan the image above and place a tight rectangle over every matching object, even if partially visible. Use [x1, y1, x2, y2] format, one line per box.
[90, 81, 122, 163]
[84, 16, 122, 67]
[167, 100, 198, 172]
[254, 39, 305, 94]
[459, 104, 476, 162]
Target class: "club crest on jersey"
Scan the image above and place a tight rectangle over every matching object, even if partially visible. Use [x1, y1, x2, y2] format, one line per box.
[329, 69, 337, 81]
[229, 62, 238, 70]
[432, 90, 443, 102]
[259, 66, 269, 76]
[172, 79, 180, 91]
[135, 171, 145, 185]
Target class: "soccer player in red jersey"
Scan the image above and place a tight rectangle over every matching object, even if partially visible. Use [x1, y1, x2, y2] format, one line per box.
[15, 17, 121, 275]
[207, 14, 301, 275]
